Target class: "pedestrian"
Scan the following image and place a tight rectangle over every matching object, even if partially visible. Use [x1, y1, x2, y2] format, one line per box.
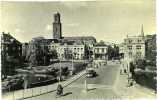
[120, 69, 122, 75]
[56, 84, 63, 97]
[124, 69, 127, 74]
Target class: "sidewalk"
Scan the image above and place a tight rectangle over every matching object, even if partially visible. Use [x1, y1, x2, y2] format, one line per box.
[24, 84, 120, 100]
[114, 70, 157, 100]
[2, 70, 86, 100]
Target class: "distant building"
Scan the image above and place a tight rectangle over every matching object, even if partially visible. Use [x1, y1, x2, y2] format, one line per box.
[50, 12, 97, 60]
[52, 42, 85, 60]
[123, 26, 145, 61]
[123, 36, 145, 61]
[145, 34, 156, 63]
[63, 36, 96, 47]
[93, 43, 108, 60]
[52, 12, 97, 46]
[1, 32, 22, 77]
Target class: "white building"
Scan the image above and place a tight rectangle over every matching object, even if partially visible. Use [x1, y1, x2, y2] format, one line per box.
[93, 44, 108, 60]
[123, 26, 145, 62]
[123, 35, 145, 61]
[49, 42, 85, 60]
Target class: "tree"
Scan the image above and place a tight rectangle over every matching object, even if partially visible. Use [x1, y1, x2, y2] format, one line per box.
[29, 51, 37, 66]
[107, 45, 114, 60]
[64, 49, 72, 60]
[113, 45, 119, 58]
[135, 59, 146, 70]
[129, 62, 135, 77]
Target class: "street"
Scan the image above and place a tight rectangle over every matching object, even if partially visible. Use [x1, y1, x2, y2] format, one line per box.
[24, 61, 121, 100]
[74, 62, 120, 86]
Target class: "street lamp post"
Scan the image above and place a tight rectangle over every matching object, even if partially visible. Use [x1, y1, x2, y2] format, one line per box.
[71, 52, 76, 75]
[59, 57, 61, 83]
[84, 47, 91, 92]
[71, 53, 74, 75]
[84, 66, 88, 92]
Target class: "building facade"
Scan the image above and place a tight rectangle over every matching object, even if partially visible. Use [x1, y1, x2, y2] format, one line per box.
[54, 43, 85, 60]
[145, 34, 156, 64]
[121, 26, 146, 62]
[93, 44, 108, 60]
[123, 35, 145, 61]
[1, 32, 22, 77]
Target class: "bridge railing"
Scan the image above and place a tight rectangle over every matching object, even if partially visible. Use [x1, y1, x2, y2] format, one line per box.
[2, 70, 86, 100]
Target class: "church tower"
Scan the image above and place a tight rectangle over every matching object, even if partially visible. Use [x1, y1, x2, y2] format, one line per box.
[53, 12, 62, 39]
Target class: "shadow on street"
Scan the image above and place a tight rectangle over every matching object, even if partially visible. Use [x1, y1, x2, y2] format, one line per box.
[62, 92, 72, 96]
[88, 88, 97, 92]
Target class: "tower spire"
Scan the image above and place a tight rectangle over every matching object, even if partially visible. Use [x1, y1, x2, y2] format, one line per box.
[141, 24, 144, 37]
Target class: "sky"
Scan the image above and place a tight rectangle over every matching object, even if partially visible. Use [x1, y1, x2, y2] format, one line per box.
[0, 0, 156, 43]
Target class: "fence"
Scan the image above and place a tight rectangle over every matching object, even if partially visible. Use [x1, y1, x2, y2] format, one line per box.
[2, 70, 86, 100]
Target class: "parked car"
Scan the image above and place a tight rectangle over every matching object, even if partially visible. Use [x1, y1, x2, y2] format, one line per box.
[86, 68, 97, 78]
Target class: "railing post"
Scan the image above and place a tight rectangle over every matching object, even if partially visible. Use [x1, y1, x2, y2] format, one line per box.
[23, 89, 24, 99]
[13, 91, 14, 100]
[32, 88, 33, 97]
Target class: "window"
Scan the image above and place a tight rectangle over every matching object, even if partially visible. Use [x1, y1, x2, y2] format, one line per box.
[128, 40, 132, 43]
[138, 39, 141, 43]
[97, 48, 99, 53]
[128, 46, 132, 50]
[136, 45, 141, 49]
[102, 48, 104, 53]
[136, 52, 141, 58]
[129, 52, 132, 57]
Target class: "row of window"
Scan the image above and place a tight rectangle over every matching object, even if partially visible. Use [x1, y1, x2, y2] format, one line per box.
[57, 47, 84, 52]
[127, 39, 143, 43]
[1, 46, 21, 51]
[128, 45, 142, 50]
[58, 54, 84, 59]
[94, 48, 106, 53]
[128, 52, 142, 58]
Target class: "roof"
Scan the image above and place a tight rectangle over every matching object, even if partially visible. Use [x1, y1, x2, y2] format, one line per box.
[63, 36, 96, 42]
[94, 42, 108, 47]
[64, 36, 96, 39]
[2, 32, 21, 45]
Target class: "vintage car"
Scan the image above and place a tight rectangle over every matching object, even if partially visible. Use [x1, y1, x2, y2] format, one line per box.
[86, 68, 97, 78]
